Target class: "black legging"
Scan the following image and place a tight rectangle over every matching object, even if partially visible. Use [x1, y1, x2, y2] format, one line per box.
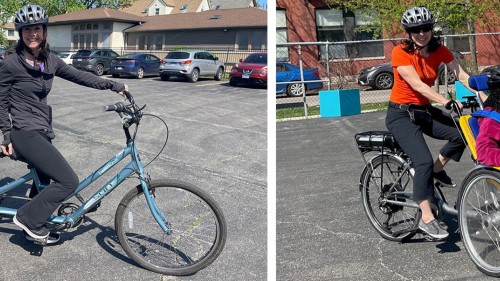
[385, 106, 465, 202]
[11, 129, 79, 230]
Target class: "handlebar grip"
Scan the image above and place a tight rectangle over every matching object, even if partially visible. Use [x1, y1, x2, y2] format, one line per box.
[444, 100, 455, 110]
[124, 91, 134, 103]
[104, 102, 126, 112]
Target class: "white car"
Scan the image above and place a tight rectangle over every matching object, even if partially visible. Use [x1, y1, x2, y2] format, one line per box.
[57, 51, 78, 65]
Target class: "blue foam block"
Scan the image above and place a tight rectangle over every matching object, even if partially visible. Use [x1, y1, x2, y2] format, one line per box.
[319, 89, 361, 117]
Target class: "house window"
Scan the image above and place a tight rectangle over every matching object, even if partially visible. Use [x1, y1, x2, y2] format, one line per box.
[276, 9, 288, 61]
[138, 35, 145, 50]
[252, 31, 263, 50]
[315, 9, 384, 59]
[155, 35, 163, 50]
[8, 30, 14, 36]
[237, 32, 249, 50]
[155, 8, 160, 15]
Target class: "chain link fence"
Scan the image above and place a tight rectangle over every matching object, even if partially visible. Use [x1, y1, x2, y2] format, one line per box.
[276, 32, 500, 117]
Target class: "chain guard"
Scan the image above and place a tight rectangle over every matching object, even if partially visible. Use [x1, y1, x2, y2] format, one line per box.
[57, 203, 84, 228]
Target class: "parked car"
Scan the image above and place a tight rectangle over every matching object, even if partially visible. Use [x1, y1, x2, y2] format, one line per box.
[229, 53, 267, 87]
[276, 62, 323, 97]
[57, 51, 78, 65]
[481, 65, 500, 75]
[159, 50, 224, 82]
[72, 49, 120, 76]
[357, 50, 464, 90]
[110, 53, 161, 79]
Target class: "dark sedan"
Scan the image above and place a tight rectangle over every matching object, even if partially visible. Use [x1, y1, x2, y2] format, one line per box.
[358, 51, 464, 90]
[110, 53, 161, 79]
[276, 62, 323, 97]
[481, 65, 500, 75]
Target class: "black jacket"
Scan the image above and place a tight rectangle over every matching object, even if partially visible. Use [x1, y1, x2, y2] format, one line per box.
[0, 50, 125, 145]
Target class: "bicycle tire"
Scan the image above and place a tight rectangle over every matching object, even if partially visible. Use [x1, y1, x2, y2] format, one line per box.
[361, 154, 419, 242]
[115, 179, 227, 276]
[458, 168, 500, 277]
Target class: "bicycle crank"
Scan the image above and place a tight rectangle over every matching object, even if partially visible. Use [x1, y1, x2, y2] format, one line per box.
[57, 203, 84, 228]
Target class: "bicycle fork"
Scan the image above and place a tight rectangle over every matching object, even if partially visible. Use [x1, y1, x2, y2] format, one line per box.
[141, 177, 172, 235]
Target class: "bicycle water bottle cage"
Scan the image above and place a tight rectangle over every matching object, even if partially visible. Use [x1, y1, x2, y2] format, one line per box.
[355, 131, 400, 152]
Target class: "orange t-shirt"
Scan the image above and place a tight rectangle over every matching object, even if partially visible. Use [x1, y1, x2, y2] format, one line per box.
[389, 44, 454, 105]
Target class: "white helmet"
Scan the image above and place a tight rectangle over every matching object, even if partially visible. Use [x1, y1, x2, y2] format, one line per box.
[14, 5, 48, 31]
[401, 7, 435, 30]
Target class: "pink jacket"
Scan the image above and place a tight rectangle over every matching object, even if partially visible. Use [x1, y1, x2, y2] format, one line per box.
[476, 107, 500, 166]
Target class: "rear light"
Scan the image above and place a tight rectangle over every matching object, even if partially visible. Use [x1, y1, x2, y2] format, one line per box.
[125, 60, 136, 63]
[179, 60, 192, 65]
[160, 59, 166, 64]
[313, 71, 319, 77]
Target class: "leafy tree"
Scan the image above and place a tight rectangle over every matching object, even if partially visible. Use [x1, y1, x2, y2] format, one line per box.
[0, 0, 138, 46]
[324, 0, 500, 72]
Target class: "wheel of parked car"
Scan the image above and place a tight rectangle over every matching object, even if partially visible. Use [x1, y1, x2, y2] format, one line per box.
[287, 82, 305, 97]
[439, 69, 456, 84]
[229, 78, 238, 86]
[95, 64, 104, 76]
[374, 72, 394, 90]
[160, 74, 170, 81]
[136, 67, 144, 79]
[215, 67, 223, 81]
[112, 74, 120, 78]
[189, 68, 199, 83]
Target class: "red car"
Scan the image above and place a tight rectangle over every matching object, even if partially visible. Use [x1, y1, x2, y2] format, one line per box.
[229, 53, 267, 87]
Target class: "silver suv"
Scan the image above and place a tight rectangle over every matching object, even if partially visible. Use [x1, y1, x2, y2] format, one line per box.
[159, 50, 225, 82]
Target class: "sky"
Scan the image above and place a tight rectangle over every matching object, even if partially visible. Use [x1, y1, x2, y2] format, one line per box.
[257, 0, 268, 8]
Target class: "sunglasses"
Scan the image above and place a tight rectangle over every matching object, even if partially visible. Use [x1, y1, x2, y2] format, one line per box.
[408, 25, 433, 34]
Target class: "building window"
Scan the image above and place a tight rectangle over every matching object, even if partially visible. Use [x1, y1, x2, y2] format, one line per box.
[155, 8, 160, 15]
[315, 9, 384, 59]
[155, 35, 163, 50]
[237, 32, 249, 50]
[276, 9, 288, 61]
[8, 30, 14, 36]
[138, 35, 145, 50]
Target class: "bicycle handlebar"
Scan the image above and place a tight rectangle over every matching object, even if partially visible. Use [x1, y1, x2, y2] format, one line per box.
[104, 102, 127, 112]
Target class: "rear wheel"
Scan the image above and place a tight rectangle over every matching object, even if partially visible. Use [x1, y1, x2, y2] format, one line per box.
[458, 168, 500, 277]
[286, 82, 305, 97]
[439, 69, 457, 84]
[136, 68, 144, 79]
[95, 64, 104, 76]
[361, 155, 418, 241]
[189, 69, 199, 83]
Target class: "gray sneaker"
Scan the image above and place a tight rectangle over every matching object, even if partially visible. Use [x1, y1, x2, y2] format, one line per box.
[418, 219, 449, 240]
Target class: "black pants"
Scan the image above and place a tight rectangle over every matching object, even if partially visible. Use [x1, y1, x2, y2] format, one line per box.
[385, 106, 465, 202]
[11, 129, 79, 230]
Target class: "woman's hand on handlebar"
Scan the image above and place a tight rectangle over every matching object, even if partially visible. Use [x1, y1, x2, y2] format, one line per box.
[1, 143, 12, 156]
[118, 84, 129, 98]
[444, 99, 463, 111]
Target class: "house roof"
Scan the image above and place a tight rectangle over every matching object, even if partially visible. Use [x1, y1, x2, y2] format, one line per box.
[119, 0, 206, 16]
[125, 7, 266, 32]
[209, 0, 256, 9]
[119, 0, 175, 16]
[170, 0, 206, 14]
[48, 8, 145, 25]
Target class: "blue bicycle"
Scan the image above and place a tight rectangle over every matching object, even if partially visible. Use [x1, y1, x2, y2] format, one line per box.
[0, 92, 227, 276]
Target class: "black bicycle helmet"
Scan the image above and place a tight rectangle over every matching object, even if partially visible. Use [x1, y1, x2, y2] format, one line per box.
[14, 4, 48, 31]
[401, 6, 435, 30]
[488, 68, 500, 90]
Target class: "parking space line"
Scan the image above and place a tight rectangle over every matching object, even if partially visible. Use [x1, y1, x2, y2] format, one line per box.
[195, 81, 227, 87]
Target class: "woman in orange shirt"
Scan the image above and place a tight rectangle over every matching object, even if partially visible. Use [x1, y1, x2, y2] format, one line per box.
[385, 7, 474, 240]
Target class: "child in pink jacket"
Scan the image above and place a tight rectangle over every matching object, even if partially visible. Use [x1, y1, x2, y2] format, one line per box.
[476, 69, 500, 166]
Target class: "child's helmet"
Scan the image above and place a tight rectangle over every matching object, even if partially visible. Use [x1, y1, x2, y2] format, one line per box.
[488, 69, 500, 90]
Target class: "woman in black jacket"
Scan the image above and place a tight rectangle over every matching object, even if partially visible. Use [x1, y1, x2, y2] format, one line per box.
[0, 4, 128, 243]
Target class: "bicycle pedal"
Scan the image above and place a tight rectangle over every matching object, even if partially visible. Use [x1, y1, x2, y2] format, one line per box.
[32, 237, 48, 246]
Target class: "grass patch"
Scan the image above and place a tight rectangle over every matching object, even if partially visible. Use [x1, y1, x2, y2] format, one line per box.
[276, 102, 389, 120]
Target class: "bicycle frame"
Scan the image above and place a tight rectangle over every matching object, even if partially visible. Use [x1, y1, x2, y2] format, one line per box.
[0, 137, 171, 233]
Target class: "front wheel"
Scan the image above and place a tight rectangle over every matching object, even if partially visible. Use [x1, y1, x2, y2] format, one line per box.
[115, 179, 227, 276]
[189, 69, 199, 83]
[286, 82, 305, 97]
[458, 168, 500, 277]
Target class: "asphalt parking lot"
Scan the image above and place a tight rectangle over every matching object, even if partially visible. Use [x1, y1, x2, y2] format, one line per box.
[0, 75, 267, 281]
[277, 110, 498, 281]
